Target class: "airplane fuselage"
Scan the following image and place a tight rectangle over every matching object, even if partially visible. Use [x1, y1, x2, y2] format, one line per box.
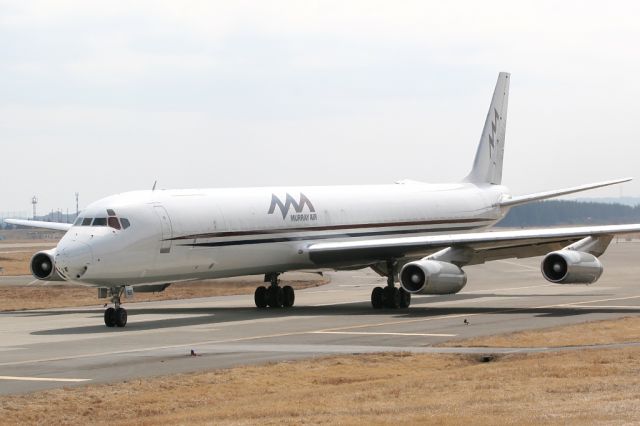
[54, 183, 508, 287]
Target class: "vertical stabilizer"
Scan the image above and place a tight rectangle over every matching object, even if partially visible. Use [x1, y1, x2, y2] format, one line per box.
[465, 72, 510, 185]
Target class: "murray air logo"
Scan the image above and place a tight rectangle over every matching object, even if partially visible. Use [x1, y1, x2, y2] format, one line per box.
[488, 107, 500, 162]
[268, 193, 317, 222]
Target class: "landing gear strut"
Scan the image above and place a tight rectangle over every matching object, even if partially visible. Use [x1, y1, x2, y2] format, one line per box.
[255, 273, 295, 309]
[371, 261, 411, 309]
[104, 287, 128, 328]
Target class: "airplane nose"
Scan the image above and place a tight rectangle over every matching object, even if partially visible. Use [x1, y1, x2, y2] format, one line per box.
[56, 241, 94, 280]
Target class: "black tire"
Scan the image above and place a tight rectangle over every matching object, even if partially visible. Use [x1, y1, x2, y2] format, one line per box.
[384, 286, 400, 309]
[267, 286, 284, 308]
[399, 288, 411, 308]
[104, 307, 116, 327]
[282, 285, 295, 308]
[254, 286, 268, 308]
[115, 307, 128, 327]
[371, 287, 384, 309]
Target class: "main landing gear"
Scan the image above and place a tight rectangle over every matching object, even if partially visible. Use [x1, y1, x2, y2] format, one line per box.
[104, 287, 128, 328]
[254, 273, 295, 309]
[371, 261, 411, 309]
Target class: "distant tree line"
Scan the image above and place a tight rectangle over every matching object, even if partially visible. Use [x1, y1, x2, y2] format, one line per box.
[497, 200, 640, 227]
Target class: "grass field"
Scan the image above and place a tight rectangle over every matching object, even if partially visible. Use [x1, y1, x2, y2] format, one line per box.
[0, 251, 40, 276]
[441, 316, 640, 348]
[1, 317, 640, 424]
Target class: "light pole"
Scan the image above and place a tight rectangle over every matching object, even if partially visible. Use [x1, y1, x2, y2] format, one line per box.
[31, 196, 38, 220]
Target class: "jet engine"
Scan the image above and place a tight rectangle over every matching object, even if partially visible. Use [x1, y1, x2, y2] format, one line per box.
[400, 260, 467, 294]
[541, 250, 603, 284]
[30, 250, 65, 281]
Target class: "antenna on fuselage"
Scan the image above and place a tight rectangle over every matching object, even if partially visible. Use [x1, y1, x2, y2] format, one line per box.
[152, 180, 157, 191]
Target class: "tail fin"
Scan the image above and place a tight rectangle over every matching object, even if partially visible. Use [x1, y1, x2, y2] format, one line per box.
[465, 72, 510, 185]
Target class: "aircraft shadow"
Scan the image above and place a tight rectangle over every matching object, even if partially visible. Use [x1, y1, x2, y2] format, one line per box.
[30, 299, 640, 335]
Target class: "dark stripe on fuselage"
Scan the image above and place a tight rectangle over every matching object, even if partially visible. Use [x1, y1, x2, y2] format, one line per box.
[179, 224, 487, 248]
[170, 217, 496, 241]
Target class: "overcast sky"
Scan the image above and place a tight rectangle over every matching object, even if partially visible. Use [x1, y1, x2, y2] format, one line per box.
[1, 0, 639, 215]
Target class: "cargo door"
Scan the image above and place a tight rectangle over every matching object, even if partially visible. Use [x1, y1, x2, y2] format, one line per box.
[154, 205, 173, 254]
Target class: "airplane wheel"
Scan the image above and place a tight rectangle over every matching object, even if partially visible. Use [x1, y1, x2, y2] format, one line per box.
[255, 286, 268, 308]
[115, 307, 128, 327]
[371, 287, 384, 309]
[282, 285, 295, 308]
[267, 286, 284, 308]
[384, 286, 400, 309]
[104, 307, 116, 327]
[399, 288, 411, 308]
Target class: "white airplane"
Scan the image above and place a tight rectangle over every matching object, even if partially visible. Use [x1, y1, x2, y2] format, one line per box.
[7, 72, 640, 328]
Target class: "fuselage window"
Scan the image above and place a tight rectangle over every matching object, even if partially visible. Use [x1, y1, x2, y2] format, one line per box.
[92, 217, 107, 226]
[107, 217, 122, 230]
[120, 218, 131, 229]
[81, 218, 93, 226]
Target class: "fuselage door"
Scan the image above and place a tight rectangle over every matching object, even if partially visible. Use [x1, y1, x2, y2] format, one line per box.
[154, 205, 173, 254]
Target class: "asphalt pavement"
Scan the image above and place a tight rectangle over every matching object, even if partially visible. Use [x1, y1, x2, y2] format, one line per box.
[1, 242, 640, 395]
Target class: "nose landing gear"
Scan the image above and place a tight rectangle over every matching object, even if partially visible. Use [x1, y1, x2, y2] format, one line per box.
[104, 287, 128, 328]
[254, 273, 295, 309]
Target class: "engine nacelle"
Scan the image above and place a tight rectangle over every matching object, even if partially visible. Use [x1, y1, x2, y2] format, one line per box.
[30, 250, 65, 282]
[541, 250, 603, 284]
[400, 260, 467, 295]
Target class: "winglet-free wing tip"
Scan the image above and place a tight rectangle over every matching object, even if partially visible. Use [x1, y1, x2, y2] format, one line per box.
[3, 219, 72, 232]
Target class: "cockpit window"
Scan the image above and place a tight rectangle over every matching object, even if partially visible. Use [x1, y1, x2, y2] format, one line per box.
[107, 217, 121, 230]
[75, 213, 129, 229]
[107, 209, 116, 216]
[92, 217, 107, 226]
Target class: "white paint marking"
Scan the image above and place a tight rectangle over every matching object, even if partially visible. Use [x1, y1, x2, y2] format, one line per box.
[0, 375, 90, 383]
[567, 305, 640, 309]
[311, 331, 457, 337]
[463, 283, 555, 294]
[495, 260, 540, 271]
[26, 279, 40, 286]
[554, 295, 640, 307]
[313, 300, 367, 306]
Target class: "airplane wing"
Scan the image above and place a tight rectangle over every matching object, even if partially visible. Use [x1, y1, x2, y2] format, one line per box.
[3, 219, 73, 232]
[307, 224, 640, 267]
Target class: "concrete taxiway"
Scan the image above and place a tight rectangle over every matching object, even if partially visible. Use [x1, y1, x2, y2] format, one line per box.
[1, 242, 640, 395]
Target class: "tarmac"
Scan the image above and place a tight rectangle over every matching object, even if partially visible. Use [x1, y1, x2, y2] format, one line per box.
[1, 241, 640, 395]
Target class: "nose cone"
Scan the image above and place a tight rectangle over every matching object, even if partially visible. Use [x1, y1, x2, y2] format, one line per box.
[56, 241, 94, 281]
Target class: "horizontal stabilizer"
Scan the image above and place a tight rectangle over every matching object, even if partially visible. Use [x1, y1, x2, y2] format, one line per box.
[4, 219, 72, 232]
[500, 177, 632, 207]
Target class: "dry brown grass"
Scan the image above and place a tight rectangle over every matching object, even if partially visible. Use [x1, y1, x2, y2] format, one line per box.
[1, 347, 639, 425]
[441, 316, 640, 348]
[0, 251, 35, 276]
[0, 276, 328, 311]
